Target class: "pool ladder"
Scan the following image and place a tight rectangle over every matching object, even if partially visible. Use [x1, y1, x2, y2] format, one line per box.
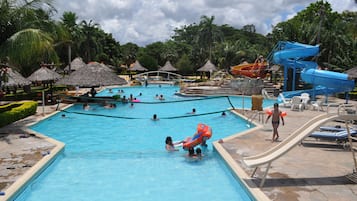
[247, 110, 265, 126]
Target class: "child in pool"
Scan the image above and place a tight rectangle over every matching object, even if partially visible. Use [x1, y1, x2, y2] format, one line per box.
[165, 136, 183, 151]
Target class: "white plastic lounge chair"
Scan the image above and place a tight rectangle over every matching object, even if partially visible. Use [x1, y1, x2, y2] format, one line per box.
[278, 93, 291, 108]
[311, 100, 324, 111]
[301, 92, 310, 97]
[291, 96, 303, 111]
[300, 93, 310, 109]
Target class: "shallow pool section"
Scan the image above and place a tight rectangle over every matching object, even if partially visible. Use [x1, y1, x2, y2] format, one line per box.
[15, 85, 275, 201]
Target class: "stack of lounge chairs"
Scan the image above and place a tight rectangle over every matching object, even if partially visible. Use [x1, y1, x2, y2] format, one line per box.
[308, 125, 357, 148]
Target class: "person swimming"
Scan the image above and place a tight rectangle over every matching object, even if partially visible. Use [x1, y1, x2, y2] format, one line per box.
[152, 114, 159, 121]
[165, 136, 183, 151]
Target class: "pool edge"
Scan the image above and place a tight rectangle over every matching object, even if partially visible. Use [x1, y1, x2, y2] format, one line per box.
[3, 133, 64, 201]
[212, 109, 271, 201]
[213, 139, 270, 201]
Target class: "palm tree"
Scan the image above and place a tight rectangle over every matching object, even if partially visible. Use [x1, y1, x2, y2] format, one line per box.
[0, 0, 58, 76]
[59, 12, 81, 74]
[1, 28, 58, 76]
[198, 15, 223, 61]
[80, 20, 100, 63]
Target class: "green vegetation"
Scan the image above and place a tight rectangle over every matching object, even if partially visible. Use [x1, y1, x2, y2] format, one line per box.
[0, 0, 355, 78]
[0, 101, 38, 127]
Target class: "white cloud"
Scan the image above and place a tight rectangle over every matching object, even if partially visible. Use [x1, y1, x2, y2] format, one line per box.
[53, 0, 357, 46]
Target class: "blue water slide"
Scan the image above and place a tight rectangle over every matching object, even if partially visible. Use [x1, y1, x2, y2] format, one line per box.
[301, 68, 355, 92]
[273, 42, 319, 64]
[272, 41, 355, 97]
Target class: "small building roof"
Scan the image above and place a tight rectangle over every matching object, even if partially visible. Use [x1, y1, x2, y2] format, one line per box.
[56, 62, 127, 87]
[64, 57, 86, 71]
[345, 67, 357, 79]
[27, 66, 61, 82]
[197, 60, 217, 72]
[159, 61, 178, 72]
[1, 68, 31, 87]
[130, 60, 148, 71]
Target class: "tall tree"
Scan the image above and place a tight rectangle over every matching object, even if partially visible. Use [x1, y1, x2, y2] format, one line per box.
[0, 0, 58, 75]
[120, 42, 139, 67]
[197, 15, 223, 61]
[79, 20, 99, 63]
[57, 12, 79, 72]
[1, 28, 58, 76]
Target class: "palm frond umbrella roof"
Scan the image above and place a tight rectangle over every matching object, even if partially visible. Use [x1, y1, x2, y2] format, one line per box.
[159, 61, 178, 72]
[130, 60, 148, 71]
[56, 62, 127, 87]
[197, 60, 217, 72]
[1, 68, 31, 87]
[64, 57, 86, 71]
[345, 66, 357, 79]
[27, 66, 62, 82]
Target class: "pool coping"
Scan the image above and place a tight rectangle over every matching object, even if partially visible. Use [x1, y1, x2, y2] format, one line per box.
[213, 110, 270, 201]
[1, 104, 73, 201]
[3, 132, 65, 201]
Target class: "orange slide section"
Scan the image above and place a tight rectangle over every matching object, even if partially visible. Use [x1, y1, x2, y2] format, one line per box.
[230, 61, 268, 78]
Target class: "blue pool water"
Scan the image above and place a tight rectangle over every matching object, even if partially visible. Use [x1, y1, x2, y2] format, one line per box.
[16, 85, 275, 201]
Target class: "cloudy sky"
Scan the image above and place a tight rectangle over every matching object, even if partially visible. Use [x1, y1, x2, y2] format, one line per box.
[53, 0, 357, 46]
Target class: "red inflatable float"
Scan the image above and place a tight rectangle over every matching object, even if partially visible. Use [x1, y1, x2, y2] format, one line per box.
[265, 109, 287, 117]
[183, 123, 212, 150]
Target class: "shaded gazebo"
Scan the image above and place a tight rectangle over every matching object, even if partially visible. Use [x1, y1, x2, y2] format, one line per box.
[159, 61, 178, 72]
[345, 67, 357, 79]
[27, 66, 62, 83]
[0, 67, 31, 89]
[130, 60, 148, 72]
[129, 60, 148, 79]
[64, 57, 86, 73]
[56, 62, 127, 87]
[197, 60, 217, 79]
[27, 66, 62, 102]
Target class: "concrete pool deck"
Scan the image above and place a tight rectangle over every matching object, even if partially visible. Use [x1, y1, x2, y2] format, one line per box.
[1, 98, 357, 200]
[215, 97, 357, 201]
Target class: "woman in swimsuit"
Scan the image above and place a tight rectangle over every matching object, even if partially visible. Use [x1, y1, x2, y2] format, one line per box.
[265, 103, 285, 142]
[165, 136, 183, 151]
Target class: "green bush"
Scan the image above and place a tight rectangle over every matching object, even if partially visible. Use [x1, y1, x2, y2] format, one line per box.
[0, 103, 23, 113]
[0, 101, 38, 127]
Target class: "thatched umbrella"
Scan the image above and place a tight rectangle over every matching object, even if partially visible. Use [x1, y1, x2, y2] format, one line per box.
[159, 61, 178, 72]
[27, 66, 62, 102]
[130, 60, 148, 71]
[27, 66, 61, 82]
[197, 60, 217, 79]
[1, 67, 31, 87]
[197, 60, 217, 72]
[345, 67, 357, 79]
[56, 62, 127, 87]
[64, 57, 86, 72]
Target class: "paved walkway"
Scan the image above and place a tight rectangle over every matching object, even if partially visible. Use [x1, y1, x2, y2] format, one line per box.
[0, 103, 69, 196]
[221, 97, 357, 201]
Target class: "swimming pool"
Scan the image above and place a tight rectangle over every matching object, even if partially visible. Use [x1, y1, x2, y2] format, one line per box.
[15, 85, 275, 201]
